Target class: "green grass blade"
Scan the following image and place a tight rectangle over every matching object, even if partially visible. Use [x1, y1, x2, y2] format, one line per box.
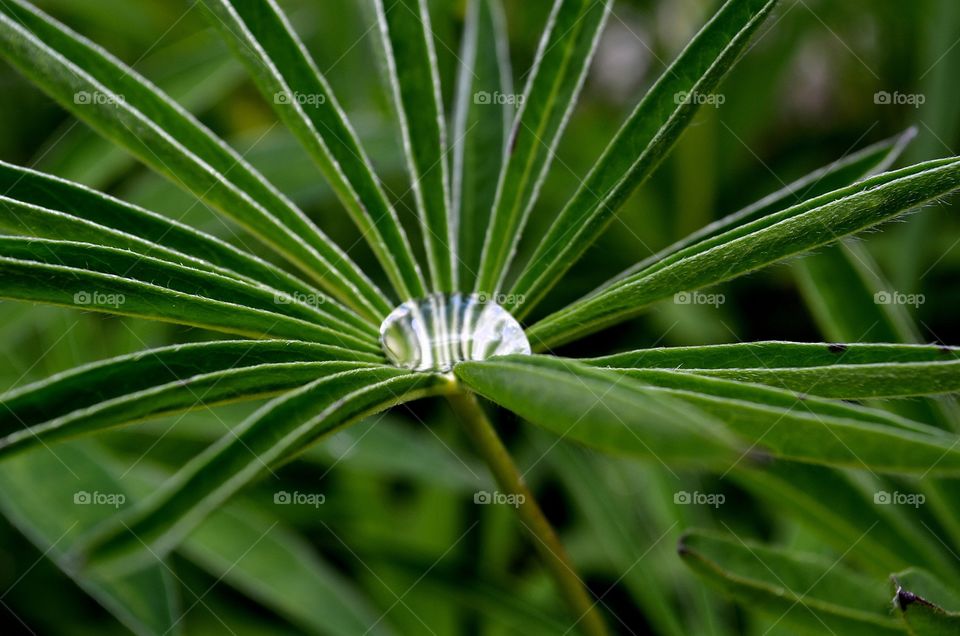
[474, 0, 611, 294]
[508, 0, 779, 317]
[587, 341, 960, 398]
[0, 237, 377, 349]
[198, 0, 426, 301]
[597, 128, 918, 291]
[0, 442, 181, 635]
[451, 0, 513, 291]
[529, 157, 960, 348]
[78, 368, 451, 569]
[0, 161, 374, 332]
[679, 530, 902, 635]
[0, 343, 376, 457]
[0, 0, 389, 319]
[454, 355, 743, 466]
[374, 0, 455, 292]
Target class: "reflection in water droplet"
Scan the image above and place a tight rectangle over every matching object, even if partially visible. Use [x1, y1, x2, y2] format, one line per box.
[379, 293, 531, 371]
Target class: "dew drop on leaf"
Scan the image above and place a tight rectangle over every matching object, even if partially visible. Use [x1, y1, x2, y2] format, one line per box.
[379, 293, 531, 371]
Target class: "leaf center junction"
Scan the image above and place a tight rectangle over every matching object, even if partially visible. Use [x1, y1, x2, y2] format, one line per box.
[379, 293, 531, 372]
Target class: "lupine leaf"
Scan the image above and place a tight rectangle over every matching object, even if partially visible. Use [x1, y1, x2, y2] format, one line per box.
[0, 0, 390, 319]
[508, 0, 779, 317]
[79, 367, 451, 569]
[529, 157, 960, 348]
[375, 0, 455, 292]
[198, 0, 426, 301]
[474, 0, 611, 293]
[451, 0, 513, 291]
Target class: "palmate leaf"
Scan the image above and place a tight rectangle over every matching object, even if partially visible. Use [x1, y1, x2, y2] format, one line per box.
[375, 0, 455, 292]
[507, 0, 780, 317]
[197, 0, 426, 302]
[0, 340, 378, 457]
[530, 156, 960, 348]
[451, 0, 512, 290]
[80, 367, 452, 569]
[0, 0, 390, 319]
[678, 530, 903, 635]
[474, 0, 611, 293]
[586, 342, 960, 398]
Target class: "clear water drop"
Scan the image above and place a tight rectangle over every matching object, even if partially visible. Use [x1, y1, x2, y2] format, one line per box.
[379, 293, 531, 371]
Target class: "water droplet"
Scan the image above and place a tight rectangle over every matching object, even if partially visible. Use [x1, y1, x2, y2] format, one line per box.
[380, 293, 531, 371]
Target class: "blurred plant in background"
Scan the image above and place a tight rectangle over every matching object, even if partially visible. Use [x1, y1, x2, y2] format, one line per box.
[0, 0, 959, 634]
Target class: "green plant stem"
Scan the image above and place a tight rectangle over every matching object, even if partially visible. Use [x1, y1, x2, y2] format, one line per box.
[446, 387, 610, 636]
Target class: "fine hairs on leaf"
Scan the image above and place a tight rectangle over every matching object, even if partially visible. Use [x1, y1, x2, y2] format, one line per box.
[0, 0, 959, 634]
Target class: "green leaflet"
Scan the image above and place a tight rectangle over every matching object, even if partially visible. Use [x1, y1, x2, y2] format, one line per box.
[679, 530, 903, 635]
[0, 235, 376, 342]
[508, 0, 779, 318]
[459, 354, 960, 475]
[529, 157, 960, 348]
[198, 0, 426, 302]
[0, 161, 375, 333]
[474, 0, 611, 293]
[79, 368, 451, 569]
[0, 356, 375, 458]
[454, 355, 743, 466]
[451, 0, 513, 291]
[586, 341, 960, 398]
[596, 128, 918, 291]
[375, 0, 455, 292]
[0, 0, 390, 319]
